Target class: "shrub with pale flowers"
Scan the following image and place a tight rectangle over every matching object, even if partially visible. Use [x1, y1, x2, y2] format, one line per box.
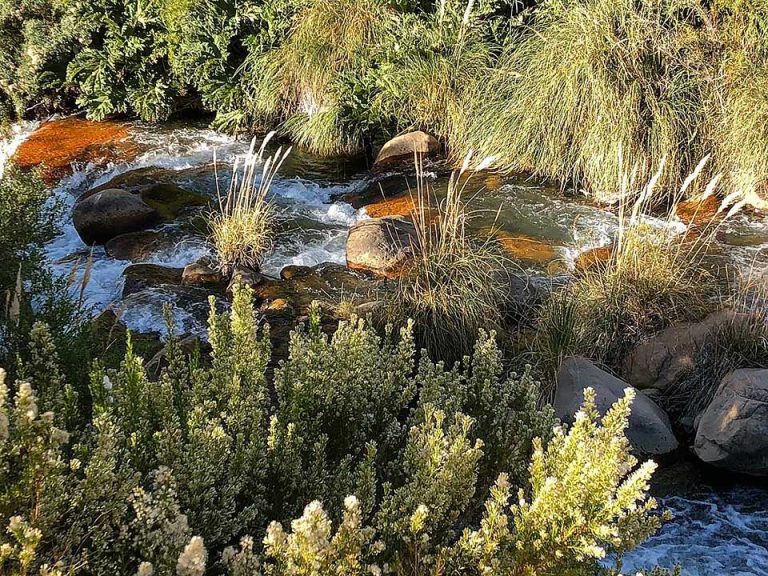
[0, 284, 667, 575]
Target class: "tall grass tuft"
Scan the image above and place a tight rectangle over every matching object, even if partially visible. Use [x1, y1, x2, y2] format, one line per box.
[255, 0, 391, 155]
[209, 133, 290, 274]
[386, 151, 509, 364]
[452, 0, 768, 205]
[536, 158, 743, 384]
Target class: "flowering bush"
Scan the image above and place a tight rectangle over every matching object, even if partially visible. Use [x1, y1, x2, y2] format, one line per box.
[0, 284, 665, 575]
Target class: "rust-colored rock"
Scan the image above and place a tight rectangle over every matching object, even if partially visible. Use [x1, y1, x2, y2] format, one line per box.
[364, 194, 416, 218]
[491, 230, 559, 266]
[14, 118, 138, 183]
[575, 245, 613, 273]
[676, 195, 720, 226]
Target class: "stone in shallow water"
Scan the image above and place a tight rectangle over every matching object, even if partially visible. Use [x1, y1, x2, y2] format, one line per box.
[182, 261, 226, 287]
[105, 230, 182, 262]
[13, 117, 138, 183]
[694, 368, 768, 476]
[73, 189, 159, 245]
[122, 264, 184, 298]
[374, 131, 440, 168]
[139, 183, 209, 220]
[555, 356, 679, 455]
[346, 216, 418, 278]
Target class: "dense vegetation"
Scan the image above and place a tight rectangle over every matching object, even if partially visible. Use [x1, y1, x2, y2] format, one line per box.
[0, 283, 668, 575]
[3, 0, 768, 203]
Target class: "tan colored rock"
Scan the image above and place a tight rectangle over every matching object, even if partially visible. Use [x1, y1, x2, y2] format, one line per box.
[555, 357, 679, 455]
[374, 131, 439, 168]
[694, 368, 768, 476]
[73, 189, 159, 245]
[625, 309, 749, 392]
[346, 216, 418, 278]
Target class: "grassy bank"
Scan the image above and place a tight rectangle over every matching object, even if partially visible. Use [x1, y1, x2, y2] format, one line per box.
[4, 0, 768, 204]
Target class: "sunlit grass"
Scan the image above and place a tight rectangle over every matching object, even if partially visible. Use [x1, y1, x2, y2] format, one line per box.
[386, 152, 509, 363]
[209, 133, 290, 274]
[535, 157, 747, 388]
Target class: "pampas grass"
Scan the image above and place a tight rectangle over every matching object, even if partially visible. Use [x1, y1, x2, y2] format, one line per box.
[536, 157, 748, 377]
[386, 151, 509, 363]
[209, 132, 290, 274]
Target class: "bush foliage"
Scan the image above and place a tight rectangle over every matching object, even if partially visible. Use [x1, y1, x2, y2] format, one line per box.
[0, 283, 667, 575]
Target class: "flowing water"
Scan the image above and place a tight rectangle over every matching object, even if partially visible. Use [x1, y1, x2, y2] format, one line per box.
[3, 120, 768, 574]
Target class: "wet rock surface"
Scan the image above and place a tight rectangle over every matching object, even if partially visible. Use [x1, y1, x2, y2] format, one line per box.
[346, 216, 419, 278]
[122, 264, 184, 297]
[105, 230, 183, 262]
[73, 189, 159, 244]
[13, 118, 138, 182]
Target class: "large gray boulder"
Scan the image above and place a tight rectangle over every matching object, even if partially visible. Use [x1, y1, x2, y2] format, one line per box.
[374, 131, 439, 168]
[625, 310, 748, 392]
[346, 216, 418, 278]
[555, 357, 679, 455]
[73, 189, 158, 244]
[694, 368, 768, 476]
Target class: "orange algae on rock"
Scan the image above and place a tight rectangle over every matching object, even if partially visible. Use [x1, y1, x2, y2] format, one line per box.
[14, 118, 138, 183]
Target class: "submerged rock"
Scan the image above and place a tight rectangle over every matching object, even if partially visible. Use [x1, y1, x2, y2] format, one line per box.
[105, 230, 181, 262]
[73, 189, 159, 244]
[255, 262, 383, 316]
[694, 368, 768, 476]
[346, 216, 418, 278]
[182, 261, 226, 287]
[555, 357, 679, 455]
[122, 264, 184, 297]
[139, 183, 209, 220]
[374, 131, 439, 168]
[625, 309, 749, 392]
[13, 117, 137, 183]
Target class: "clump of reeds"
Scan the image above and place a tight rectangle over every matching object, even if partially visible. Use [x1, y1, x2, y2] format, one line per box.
[536, 157, 747, 387]
[209, 132, 290, 275]
[386, 151, 508, 364]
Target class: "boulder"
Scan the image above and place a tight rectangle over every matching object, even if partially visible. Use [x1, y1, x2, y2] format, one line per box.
[694, 368, 768, 476]
[625, 309, 749, 392]
[555, 357, 679, 455]
[346, 216, 418, 278]
[374, 131, 439, 168]
[122, 264, 184, 297]
[182, 261, 226, 287]
[73, 189, 159, 244]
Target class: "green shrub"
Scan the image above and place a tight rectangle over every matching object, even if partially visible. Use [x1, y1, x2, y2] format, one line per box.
[0, 0, 79, 123]
[0, 283, 665, 575]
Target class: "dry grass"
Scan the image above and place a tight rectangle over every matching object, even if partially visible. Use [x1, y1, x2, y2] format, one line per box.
[209, 132, 290, 274]
[386, 152, 509, 363]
